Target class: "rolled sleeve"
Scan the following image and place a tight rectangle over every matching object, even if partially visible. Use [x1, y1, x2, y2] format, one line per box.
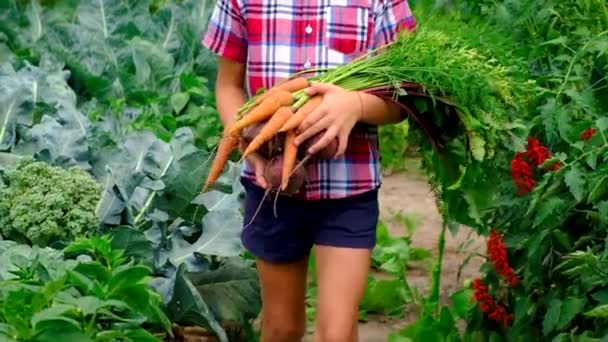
[373, 0, 417, 47]
[202, 0, 248, 63]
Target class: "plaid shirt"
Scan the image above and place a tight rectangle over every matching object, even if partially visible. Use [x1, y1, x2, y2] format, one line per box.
[203, 0, 416, 200]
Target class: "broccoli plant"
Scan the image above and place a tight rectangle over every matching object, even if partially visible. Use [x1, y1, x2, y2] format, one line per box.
[0, 159, 102, 247]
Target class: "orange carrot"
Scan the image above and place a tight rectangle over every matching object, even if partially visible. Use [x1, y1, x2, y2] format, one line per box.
[253, 77, 310, 106]
[242, 106, 294, 158]
[280, 129, 298, 191]
[279, 95, 323, 132]
[202, 133, 239, 192]
[229, 90, 294, 136]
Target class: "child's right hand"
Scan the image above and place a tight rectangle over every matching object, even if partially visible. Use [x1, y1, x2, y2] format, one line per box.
[239, 140, 268, 189]
[247, 153, 269, 189]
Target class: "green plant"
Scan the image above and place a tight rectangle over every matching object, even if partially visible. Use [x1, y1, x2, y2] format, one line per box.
[0, 159, 102, 247]
[360, 217, 430, 320]
[379, 120, 413, 172]
[0, 235, 172, 341]
[0, 1, 259, 340]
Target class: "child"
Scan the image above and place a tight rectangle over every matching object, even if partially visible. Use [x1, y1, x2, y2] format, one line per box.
[203, 1, 416, 341]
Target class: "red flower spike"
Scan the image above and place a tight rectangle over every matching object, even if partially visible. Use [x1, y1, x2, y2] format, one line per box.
[471, 278, 514, 327]
[487, 231, 519, 286]
[526, 137, 551, 166]
[511, 136, 561, 195]
[511, 153, 536, 195]
[580, 128, 597, 141]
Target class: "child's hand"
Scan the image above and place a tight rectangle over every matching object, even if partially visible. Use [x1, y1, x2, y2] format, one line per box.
[239, 140, 269, 189]
[294, 82, 363, 158]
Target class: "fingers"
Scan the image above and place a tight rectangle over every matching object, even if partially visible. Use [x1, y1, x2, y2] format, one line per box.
[295, 116, 331, 147]
[238, 139, 248, 153]
[334, 131, 349, 158]
[246, 153, 268, 189]
[308, 126, 339, 155]
[304, 82, 338, 97]
[297, 104, 327, 135]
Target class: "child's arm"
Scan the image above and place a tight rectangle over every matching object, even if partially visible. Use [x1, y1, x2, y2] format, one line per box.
[203, 0, 249, 128]
[215, 57, 248, 128]
[215, 57, 269, 188]
[203, 0, 269, 188]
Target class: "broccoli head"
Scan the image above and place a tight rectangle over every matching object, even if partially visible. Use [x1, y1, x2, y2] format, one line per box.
[0, 159, 102, 247]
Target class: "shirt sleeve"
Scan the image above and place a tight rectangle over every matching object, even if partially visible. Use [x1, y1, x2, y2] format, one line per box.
[373, 0, 417, 47]
[202, 0, 248, 63]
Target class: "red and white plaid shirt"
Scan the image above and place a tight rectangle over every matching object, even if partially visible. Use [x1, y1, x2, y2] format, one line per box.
[203, 0, 416, 200]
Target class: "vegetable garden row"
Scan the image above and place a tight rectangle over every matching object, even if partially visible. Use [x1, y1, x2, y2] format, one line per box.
[0, 0, 607, 341]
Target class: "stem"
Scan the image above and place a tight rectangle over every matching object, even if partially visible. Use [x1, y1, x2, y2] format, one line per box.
[427, 220, 447, 317]
[555, 30, 608, 99]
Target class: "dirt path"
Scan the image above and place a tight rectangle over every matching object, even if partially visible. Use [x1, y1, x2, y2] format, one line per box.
[356, 169, 486, 341]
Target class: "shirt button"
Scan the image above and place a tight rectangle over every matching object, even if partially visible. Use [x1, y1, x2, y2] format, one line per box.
[305, 25, 312, 34]
[304, 59, 311, 68]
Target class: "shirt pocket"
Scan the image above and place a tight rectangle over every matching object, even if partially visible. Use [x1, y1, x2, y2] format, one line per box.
[325, 0, 372, 56]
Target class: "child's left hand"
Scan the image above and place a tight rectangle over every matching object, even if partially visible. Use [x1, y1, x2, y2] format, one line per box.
[294, 82, 363, 158]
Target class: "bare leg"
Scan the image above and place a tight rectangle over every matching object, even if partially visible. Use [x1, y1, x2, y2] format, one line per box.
[312, 245, 372, 342]
[256, 255, 310, 342]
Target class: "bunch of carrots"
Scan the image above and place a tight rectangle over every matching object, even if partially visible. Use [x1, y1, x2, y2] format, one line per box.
[202, 77, 337, 195]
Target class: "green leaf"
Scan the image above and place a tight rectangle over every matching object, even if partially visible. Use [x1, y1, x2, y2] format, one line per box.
[107, 264, 151, 294]
[70, 296, 129, 317]
[387, 335, 414, 342]
[588, 175, 608, 203]
[564, 165, 585, 201]
[0, 62, 79, 152]
[151, 128, 215, 220]
[32, 315, 91, 342]
[450, 288, 474, 319]
[551, 229, 572, 251]
[556, 297, 586, 330]
[597, 117, 608, 132]
[540, 99, 558, 144]
[164, 263, 229, 342]
[584, 304, 608, 318]
[189, 258, 261, 325]
[533, 197, 567, 228]
[168, 208, 243, 266]
[542, 299, 561, 336]
[598, 201, 608, 224]
[31, 305, 81, 331]
[585, 153, 598, 169]
[469, 132, 486, 161]
[109, 226, 154, 268]
[360, 277, 408, 315]
[0, 243, 75, 281]
[170, 92, 190, 114]
[541, 36, 568, 46]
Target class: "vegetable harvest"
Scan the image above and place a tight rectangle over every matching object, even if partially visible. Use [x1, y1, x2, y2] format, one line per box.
[202, 20, 535, 202]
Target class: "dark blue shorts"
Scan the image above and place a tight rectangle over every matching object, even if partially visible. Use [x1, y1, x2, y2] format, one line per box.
[240, 178, 380, 264]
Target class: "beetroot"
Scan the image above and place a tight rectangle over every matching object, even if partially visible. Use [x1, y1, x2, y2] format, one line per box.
[241, 121, 265, 143]
[298, 130, 339, 161]
[264, 155, 307, 195]
[240, 121, 285, 159]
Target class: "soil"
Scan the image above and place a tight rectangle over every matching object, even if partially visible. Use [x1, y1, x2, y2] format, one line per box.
[306, 168, 487, 341]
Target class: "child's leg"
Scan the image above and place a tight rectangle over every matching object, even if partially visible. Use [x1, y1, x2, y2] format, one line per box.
[313, 246, 371, 342]
[240, 178, 314, 341]
[256, 255, 309, 342]
[310, 189, 380, 342]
